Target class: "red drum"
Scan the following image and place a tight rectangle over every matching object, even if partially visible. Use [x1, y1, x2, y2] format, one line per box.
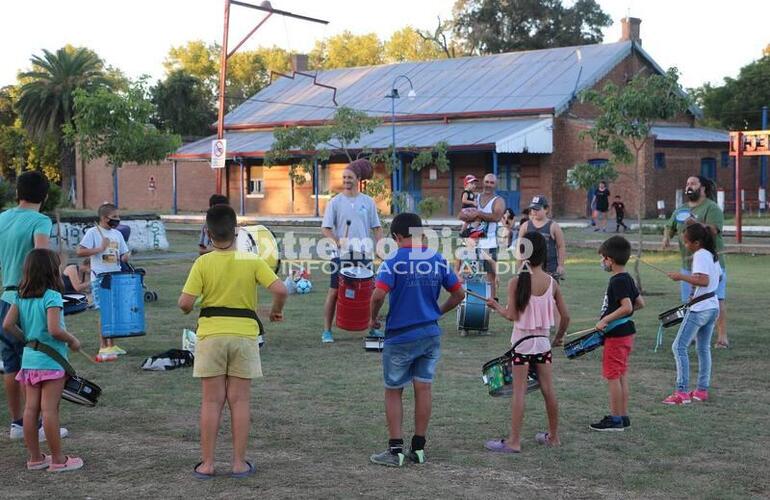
[336, 266, 375, 332]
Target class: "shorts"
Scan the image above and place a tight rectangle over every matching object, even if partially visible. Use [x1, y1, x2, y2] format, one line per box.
[512, 350, 552, 365]
[602, 335, 634, 380]
[478, 247, 498, 274]
[15, 369, 67, 386]
[329, 257, 372, 289]
[193, 335, 262, 379]
[382, 335, 441, 389]
[0, 300, 23, 374]
[679, 266, 726, 302]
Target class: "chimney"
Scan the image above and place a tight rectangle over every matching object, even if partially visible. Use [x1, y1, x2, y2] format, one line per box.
[291, 53, 309, 73]
[619, 17, 642, 45]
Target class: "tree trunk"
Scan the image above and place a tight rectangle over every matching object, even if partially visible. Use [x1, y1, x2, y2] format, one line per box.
[633, 151, 644, 293]
[59, 142, 76, 205]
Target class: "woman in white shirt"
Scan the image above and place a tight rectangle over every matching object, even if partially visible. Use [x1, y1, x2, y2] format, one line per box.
[662, 223, 722, 405]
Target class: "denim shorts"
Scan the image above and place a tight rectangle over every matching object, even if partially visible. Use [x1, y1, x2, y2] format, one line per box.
[382, 335, 441, 389]
[679, 267, 726, 303]
[0, 299, 23, 373]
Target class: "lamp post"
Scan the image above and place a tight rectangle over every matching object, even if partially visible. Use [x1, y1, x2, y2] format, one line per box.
[385, 75, 416, 211]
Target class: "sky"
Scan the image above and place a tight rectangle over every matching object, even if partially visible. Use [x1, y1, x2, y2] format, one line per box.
[1, 0, 767, 90]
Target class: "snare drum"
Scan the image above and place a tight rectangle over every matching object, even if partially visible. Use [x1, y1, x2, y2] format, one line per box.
[658, 304, 687, 328]
[563, 330, 605, 359]
[481, 355, 540, 397]
[457, 279, 490, 334]
[236, 225, 281, 273]
[363, 335, 384, 352]
[63, 293, 88, 316]
[63, 375, 102, 407]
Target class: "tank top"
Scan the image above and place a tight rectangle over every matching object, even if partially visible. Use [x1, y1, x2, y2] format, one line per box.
[526, 220, 558, 274]
[476, 195, 499, 249]
[511, 276, 555, 354]
[62, 265, 79, 294]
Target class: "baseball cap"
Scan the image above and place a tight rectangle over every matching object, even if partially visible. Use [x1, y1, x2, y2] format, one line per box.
[528, 195, 548, 210]
[463, 175, 478, 185]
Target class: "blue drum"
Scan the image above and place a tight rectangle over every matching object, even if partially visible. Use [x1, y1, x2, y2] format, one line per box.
[97, 272, 146, 338]
[563, 330, 604, 359]
[457, 278, 490, 334]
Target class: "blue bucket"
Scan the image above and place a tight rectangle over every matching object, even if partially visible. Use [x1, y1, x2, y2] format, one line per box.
[97, 272, 146, 338]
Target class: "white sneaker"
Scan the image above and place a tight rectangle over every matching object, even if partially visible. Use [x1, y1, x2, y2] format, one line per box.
[9, 423, 68, 441]
[9, 423, 23, 440]
[39, 426, 69, 442]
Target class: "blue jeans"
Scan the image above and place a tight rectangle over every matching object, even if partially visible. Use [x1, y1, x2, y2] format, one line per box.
[0, 299, 23, 373]
[672, 308, 719, 392]
[382, 335, 441, 389]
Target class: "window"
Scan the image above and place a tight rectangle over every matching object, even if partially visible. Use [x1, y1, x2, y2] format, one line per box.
[587, 158, 608, 167]
[720, 151, 730, 168]
[316, 164, 330, 194]
[654, 152, 666, 169]
[700, 158, 717, 180]
[247, 166, 264, 195]
[498, 163, 520, 191]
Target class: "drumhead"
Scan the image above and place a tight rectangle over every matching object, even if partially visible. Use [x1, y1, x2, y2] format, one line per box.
[340, 266, 374, 280]
[63, 293, 87, 303]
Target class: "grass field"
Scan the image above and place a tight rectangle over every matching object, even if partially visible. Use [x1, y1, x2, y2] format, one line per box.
[1, 232, 769, 499]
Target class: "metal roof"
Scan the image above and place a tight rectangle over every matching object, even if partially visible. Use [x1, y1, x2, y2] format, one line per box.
[222, 41, 639, 128]
[172, 117, 553, 159]
[652, 126, 728, 143]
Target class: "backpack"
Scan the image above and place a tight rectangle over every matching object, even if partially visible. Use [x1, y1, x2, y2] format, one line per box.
[141, 349, 194, 371]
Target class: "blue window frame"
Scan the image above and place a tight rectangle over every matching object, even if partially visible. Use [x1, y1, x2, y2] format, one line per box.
[720, 151, 730, 168]
[654, 152, 666, 169]
[700, 157, 717, 180]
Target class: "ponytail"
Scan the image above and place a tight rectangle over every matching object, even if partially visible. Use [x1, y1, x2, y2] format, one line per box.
[515, 262, 532, 313]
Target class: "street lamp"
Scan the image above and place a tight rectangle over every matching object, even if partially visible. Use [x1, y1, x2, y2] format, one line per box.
[385, 75, 416, 208]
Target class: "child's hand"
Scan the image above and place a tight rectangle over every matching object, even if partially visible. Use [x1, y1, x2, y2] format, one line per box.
[99, 237, 110, 252]
[486, 298, 499, 310]
[595, 319, 609, 332]
[269, 310, 284, 322]
[666, 271, 682, 282]
[68, 337, 81, 352]
[370, 317, 382, 330]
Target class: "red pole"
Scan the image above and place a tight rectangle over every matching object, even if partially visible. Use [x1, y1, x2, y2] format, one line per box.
[215, 0, 231, 195]
[735, 132, 743, 243]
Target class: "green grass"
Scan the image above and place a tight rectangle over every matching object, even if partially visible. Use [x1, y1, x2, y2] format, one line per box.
[1, 233, 769, 498]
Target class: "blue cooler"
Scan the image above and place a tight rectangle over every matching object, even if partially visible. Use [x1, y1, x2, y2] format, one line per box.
[97, 272, 146, 338]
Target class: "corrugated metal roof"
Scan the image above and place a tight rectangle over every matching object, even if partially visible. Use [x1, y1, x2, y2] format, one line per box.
[172, 117, 553, 159]
[222, 42, 637, 127]
[652, 126, 728, 143]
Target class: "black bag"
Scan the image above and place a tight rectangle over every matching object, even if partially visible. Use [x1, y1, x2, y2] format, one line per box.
[141, 349, 194, 371]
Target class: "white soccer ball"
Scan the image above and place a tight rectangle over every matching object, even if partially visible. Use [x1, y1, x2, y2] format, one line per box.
[295, 278, 312, 294]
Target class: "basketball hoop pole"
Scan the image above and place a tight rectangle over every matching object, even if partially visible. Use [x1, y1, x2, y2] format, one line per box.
[214, 0, 329, 195]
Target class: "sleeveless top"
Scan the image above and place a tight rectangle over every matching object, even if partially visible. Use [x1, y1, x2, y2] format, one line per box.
[526, 220, 558, 274]
[476, 195, 499, 249]
[62, 265, 79, 294]
[511, 276, 555, 355]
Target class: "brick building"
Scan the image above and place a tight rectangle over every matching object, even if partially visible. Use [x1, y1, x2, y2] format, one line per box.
[77, 18, 760, 217]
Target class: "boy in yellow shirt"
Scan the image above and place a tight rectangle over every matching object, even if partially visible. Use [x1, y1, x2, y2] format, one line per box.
[178, 205, 287, 479]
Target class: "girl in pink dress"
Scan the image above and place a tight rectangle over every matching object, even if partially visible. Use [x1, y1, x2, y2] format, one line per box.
[484, 232, 570, 452]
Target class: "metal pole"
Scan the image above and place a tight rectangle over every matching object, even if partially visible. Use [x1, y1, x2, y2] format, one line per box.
[112, 165, 119, 207]
[172, 160, 178, 215]
[215, 0, 231, 195]
[736, 132, 743, 243]
[492, 150, 499, 177]
[761, 106, 768, 191]
[313, 159, 319, 217]
[448, 160, 455, 216]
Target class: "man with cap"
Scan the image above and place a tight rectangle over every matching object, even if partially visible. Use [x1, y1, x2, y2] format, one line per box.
[320, 159, 383, 344]
[518, 195, 566, 280]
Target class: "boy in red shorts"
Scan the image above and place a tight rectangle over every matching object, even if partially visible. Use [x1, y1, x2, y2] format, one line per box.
[591, 236, 644, 432]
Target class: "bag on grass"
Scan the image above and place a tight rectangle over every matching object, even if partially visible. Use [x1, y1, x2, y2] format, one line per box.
[141, 349, 194, 371]
[182, 328, 197, 355]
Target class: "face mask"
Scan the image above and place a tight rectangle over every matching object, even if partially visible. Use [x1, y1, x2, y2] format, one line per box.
[107, 218, 120, 229]
[685, 188, 700, 202]
[600, 258, 613, 272]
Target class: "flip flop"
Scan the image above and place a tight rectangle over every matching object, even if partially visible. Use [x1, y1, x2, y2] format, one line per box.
[192, 462, 214, 480]
[48, 456, 83, 473]
[715, 341, 729, 349]
[535, 432, 559, 447]
[27, 454, 52, 471]
[484, 439, 520, 454]
[230, 461, 256, 478]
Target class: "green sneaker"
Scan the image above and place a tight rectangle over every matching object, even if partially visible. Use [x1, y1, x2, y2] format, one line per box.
[406, 448, 426, 464]
[369, 450, 405, 467]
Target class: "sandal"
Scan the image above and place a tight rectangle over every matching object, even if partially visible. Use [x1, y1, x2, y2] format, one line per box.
[230, 461, 256, 478]
[27, 454, 52, 471]
[715, 341, 730, 349]
[192, 462, 215, 480]
[535, 432, 560, 447]
[48, 456, 83, 472]
[484, 439, 520, 453]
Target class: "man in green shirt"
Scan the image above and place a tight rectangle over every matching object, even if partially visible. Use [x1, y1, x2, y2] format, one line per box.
[662, 175, 728, 347]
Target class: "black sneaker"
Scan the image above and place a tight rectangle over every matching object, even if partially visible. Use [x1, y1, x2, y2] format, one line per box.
[406, 448, 426, 464]
[589, 415, 624, 432]
[622, 416, 631, 428]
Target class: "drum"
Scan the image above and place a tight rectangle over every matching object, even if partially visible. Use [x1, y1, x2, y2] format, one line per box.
[63, 293, 88, 316]
[97, 272, 145, 338]
[363, 335, 384, 352]
[457, 279, 490, 334]
[236, 225, 281, 273]
[62, 374, 102, 407]
[336, 266, 375, 332]
[564, 330, 605, 359]
[481, 356, 540, 397]
[658, 304, 687, 328]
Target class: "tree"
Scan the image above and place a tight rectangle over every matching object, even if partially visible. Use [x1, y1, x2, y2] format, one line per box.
[151, 70, 216, 137]
[452, 0, 611, 54]
[576, 67, 692, 291]
[694, 54, 770, 130]
[417, 17, 466, 58]
[16, 46, 109, 201]
[309, 31, 384, 69]
[384, 27, 445, 63]
[164, 40, 219, 86]
[65, 79, 181, 206]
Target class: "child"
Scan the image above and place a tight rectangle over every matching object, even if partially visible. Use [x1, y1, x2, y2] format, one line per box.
[459, 175, 487, 239]
[62, 259, 92, 294]
[663, 224, 721, 404]
[612, 195, 628, 232]
[178, 204, 287, 479]
[2, 249, 83, 471]
[369, 212, 465, 466]
[199, 194, 230, 255]
[590, 236, 644, 431]
[77, 203, 130, 360]
[0, 171, 67, 441]
[484, 232, 570, 452]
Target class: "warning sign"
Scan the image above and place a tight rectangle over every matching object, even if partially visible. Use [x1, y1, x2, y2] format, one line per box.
[211, 139, 227, 169]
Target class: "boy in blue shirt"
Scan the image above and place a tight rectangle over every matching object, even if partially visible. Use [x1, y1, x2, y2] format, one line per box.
[369, 212, 465, 466]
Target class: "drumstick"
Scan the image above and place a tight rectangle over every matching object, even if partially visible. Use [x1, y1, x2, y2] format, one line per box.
[465, 289, 489, 302]
[343, 220, 351, 260]
[565, 327, 597, 338]
[78, 349, 98, 364]
[634, 257, 669, 276]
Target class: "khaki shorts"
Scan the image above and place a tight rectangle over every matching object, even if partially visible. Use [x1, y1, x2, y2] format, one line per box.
[193, 335, 262, 379]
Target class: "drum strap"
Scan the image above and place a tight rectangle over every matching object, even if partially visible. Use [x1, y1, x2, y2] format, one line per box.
[199, 307, 266, 335]
[25, 340, 76, 377]
[506, 335, 550, 358]
[686, 291, 715, 307]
